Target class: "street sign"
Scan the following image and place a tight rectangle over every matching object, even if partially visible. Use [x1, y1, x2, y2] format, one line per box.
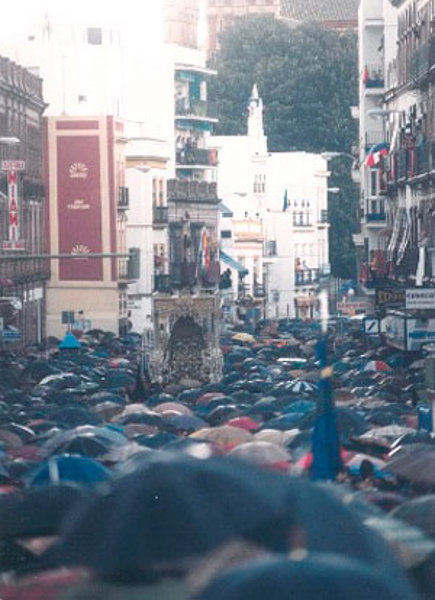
[406, 288, 435, 310]
[0, 160, 25, 171]
[1, 329, 22, 341]
[363, 317, 380, 336]
[375, 288, 405, 310]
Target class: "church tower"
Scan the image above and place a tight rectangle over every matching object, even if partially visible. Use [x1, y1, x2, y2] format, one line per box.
[248, 84, 268, 156]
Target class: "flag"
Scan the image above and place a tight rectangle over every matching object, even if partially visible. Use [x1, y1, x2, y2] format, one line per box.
[311, 336, 342, 481]
[365, 143, 389, 167]
[362, 65, 369, 85]
[283, 188, 288, 212]
[197, 227, 210, 281]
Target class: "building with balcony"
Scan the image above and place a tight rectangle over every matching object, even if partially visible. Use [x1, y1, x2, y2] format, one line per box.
[357, 0, 398, 292]
[212, 86, 330, 322]
[125, 135, 171, 335]
[0, 56, 48, 346]
[174, 63, 218, 183]
[358, 0, 435, 294]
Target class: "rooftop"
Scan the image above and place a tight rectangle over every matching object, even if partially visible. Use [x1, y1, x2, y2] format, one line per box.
[281, 0, 359, 24]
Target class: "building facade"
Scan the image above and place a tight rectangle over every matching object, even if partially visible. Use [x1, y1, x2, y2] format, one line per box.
[281, 0, 359, 30]
[357, 0, 398, 292]
[357, 0, 435, 351]
[207, 0, 281, 55]
[359, 0, 435, 292]
[144, 9, 223, 385]
[125, 137, 171, 334]
[0, 56, 48, 345]
[212, 86, 330, 322]
[44, 115, 129, 338]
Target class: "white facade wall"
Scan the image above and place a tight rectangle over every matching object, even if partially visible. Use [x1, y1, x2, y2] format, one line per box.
[358, 0, 398, 264]
[213, 129, 329, 319]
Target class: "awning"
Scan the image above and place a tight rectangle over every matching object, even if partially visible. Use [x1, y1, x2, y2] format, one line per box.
[220, 251, 249, 276]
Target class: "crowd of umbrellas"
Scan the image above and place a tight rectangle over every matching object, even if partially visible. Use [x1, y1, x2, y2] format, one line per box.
[0, 321, 434, 598]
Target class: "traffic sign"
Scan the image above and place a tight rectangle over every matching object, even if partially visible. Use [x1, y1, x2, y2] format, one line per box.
[364, 317, 380, 336]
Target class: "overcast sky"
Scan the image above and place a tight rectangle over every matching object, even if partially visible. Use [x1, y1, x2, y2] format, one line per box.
[0, 1, 166, 39]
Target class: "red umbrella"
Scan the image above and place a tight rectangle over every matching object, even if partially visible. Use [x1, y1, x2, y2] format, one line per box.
[225, 417, 261, 432]
[363, 360, 393, 373]
[197, 392, 226, 405]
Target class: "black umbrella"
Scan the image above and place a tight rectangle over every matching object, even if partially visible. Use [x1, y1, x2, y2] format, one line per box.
[0, 484, 92, 539]
[25, 360, 61, 382]
[52, 407, 102, 428]
[197, 554, 415, 600]
[383, 444, 435, 486]
[41, 456, 296, 581]
[391, 495, 435, 539]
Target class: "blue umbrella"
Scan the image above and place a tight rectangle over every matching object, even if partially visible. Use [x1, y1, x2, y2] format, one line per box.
[311, 336, 342, 481]
[163, 414, 207, 432]
[26, 455, 111, 487]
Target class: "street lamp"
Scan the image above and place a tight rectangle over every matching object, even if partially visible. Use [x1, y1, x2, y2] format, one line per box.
[322, 151, 360, 184]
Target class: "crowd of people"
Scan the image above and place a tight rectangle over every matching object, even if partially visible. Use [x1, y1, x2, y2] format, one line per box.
[0, 319, 434, 598]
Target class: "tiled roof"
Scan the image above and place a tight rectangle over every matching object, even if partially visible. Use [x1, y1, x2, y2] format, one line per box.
[281, 0, 359, 23]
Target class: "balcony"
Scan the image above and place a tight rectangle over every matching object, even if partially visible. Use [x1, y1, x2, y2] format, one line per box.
[363, 63, 384, 89]
[118, 186, 130, 210]
[319, 210, 329, 224]
[365, 131, 385, 151]
[295, 269, 320, 286]
[415, 142, 430, 176]
[170, 261, 197, 288]
[167, 179, 219, 204]
[175, 98, 218, 122]
[253, 284, 265, 298]
[0, 256, 50, 286]
[153, 205, 169, 225]
[154, 274, 172, 293]
[366, 212, 386, 225]
[410, 40, 435, 85]
[389, 142, 435, 186]
[176, 146, 218, 168]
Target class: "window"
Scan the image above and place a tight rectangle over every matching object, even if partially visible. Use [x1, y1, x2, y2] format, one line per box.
[152, 178, 157, 206]
[267, 240, 277, 256]
[159, 179, 165, 206]
[221, 230, 232, 239]
[87, 27, 103, 45]
[61, 311, 75, 325]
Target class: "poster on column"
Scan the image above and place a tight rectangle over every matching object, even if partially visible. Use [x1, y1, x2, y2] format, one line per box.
[57, 136, 103, 281]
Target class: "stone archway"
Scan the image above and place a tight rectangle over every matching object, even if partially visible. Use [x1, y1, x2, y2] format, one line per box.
[167, 316, 205, 383]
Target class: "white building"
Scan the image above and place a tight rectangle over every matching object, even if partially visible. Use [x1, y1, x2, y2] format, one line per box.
[357, 0, 398, 290]
[212, 86, 330, 320]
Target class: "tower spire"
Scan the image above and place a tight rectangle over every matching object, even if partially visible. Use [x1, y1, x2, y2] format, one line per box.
[248, 84, 267, 155]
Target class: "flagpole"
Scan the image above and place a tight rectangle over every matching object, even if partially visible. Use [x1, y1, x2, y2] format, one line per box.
[311, 291, 342, 481]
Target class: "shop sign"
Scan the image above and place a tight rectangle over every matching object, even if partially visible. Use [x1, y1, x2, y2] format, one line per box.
[406, 288, 435, 310]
